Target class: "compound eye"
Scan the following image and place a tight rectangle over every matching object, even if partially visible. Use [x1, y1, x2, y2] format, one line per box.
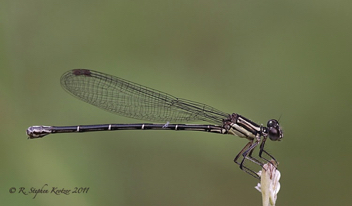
[267, 119, 282, 141]
[267, 119, 278, 128]
[268, 127, 280, 141]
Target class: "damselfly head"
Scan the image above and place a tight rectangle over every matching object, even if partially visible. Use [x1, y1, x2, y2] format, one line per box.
[267, 119, 283, 141]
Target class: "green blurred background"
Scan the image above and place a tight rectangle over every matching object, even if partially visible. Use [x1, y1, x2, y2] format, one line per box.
[1, 0, 351, 205]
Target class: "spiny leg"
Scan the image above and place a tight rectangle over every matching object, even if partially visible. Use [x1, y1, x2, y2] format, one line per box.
[258, 137, 278, 166]
[246, 144, 264, 167]
[241, 140, 261, 166]
[234, 141, 261, 179]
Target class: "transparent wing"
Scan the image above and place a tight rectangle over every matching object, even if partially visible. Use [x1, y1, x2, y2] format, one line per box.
[60, 69, 229, 125]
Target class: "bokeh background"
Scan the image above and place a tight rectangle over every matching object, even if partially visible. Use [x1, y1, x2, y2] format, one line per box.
[1, 1, 351, 205]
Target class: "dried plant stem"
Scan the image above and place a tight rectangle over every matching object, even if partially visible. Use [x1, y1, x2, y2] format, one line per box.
[255, 160, 281, 206]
